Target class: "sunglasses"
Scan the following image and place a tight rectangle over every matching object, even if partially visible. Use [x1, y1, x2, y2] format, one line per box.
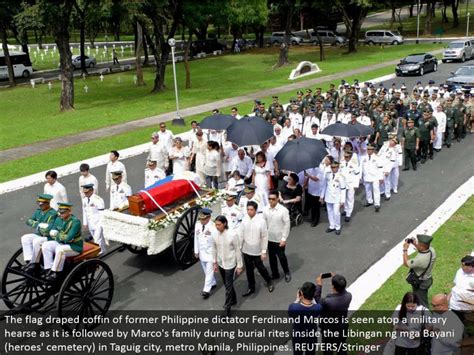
[268, 197, 278, 201]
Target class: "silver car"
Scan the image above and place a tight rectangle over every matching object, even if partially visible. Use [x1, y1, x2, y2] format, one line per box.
[365, 30, 404, 45]
[310, 30, 346, 45]
[271, 32, 303, 45]
[442, 40, 473, 63]
[72, 55, 97, 69]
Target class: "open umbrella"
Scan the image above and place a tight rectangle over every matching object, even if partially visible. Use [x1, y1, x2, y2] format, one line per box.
[275, 137, 327, 173]
[351, 122, 374, 136]
[226, 116, 274, 146]
[199, 114, 235, 130]
[321, 122, 361, 138]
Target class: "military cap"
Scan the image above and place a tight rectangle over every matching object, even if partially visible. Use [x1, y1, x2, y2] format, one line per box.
[297, 90, 304, 95]
[407, 118, 415, 123]
[272, 95, 279, 99]
[306, 88, 312, 93]
[111, 171, 123, 178]
[81, 183, 94, 191]
[198, 208, 213, 219]
[428, 80, 435, 84]
[309, 107, 316, 113]
[147, 160, 157, 166]
[344, 83, 350, 87]
[417, 234, 433, 245]
[367, 144, 375, 150]
[244, 184, 256, 193]
[417, 81, 422, 85]
[344, 150, 353, 157]
[316, 87, 322, 91]
[224, 191, 238, 200]
[58, 202, 73, 212]
[37, 194, 53, 202]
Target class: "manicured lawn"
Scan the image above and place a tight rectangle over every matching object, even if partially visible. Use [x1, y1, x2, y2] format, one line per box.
[0, 66, 394, 182]
[0, 43, 443, 153]
[360, 196, 474, 311]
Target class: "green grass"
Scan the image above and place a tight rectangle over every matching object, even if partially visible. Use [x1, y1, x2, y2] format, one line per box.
[367, 2, 474, 38]
[0, 43, 443, 153]
[360, 196, 474, 311]
[0, 65, 395, 182]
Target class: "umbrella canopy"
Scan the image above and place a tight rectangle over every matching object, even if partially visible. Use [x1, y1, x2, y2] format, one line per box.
[226, 116, 274, 146]
[321, 122, 361, 138]
[199, 114, 235, 130]
[275, 137, 327, 173]
[351, 122, 374, 136]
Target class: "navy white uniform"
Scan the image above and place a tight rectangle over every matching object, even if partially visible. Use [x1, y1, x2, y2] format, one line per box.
[194, 220, 217, 293]
[360, 152, 383, 208]
[144, 167, 166, 188]
[339, 157, 360, 218]
[321, 171, 346, 231]
[221, 204, 243, 230]
[110, 181, 132, 210]
[82, 193, 106, 253]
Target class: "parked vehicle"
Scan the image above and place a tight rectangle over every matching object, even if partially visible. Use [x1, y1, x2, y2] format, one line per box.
[442, 40, 473, 63]
[271, 32, 303, 45]
[395, 53, 438, 76]
[190, 39, 227, 57]
[310, 30, 346, 45]
[72, 55, 97, 69]
[0, 51, 32, 79]
[365, 30, 404, 45]
[445, 65, 474, 90]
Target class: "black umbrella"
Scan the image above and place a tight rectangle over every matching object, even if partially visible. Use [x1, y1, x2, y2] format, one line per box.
[321, 122, 361, 137]
[275, 137, 327, 173]
[351, 122, 374, 136]
[199, 114, 235, 130]
[226, 116, 274, 146]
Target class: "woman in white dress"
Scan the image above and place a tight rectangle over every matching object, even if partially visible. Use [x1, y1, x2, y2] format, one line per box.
[252, 151, 270, 207]
[190, 130, 207, 183]
[204, 141, 221, 189]
[169, 137, 189, 175]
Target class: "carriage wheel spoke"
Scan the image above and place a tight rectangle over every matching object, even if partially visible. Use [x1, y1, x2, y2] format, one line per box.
[90, 299, 106, 314]
[178, 241, 191, 260]
[90, 287, 112, 296]
[5, 277, 27, 285]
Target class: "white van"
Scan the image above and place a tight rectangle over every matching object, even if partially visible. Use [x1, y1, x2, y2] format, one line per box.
[0, 51, 33, 79]
[365, 30, 404, 45]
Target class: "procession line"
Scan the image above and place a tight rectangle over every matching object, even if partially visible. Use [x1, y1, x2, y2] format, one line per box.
[347, 176, 474, 310]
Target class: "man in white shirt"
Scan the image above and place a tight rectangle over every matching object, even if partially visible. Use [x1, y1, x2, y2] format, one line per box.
[239, 201, 274, 296]
[305, 123, 322, 140]
[263, 191, 291, 282]
[158, 122, 174, 153]
[433, 105, 447, 151]
[147, 132, 169, 172]
[288, 105, 303, 132]
[231, 149, 253, 184]
[81, 184, 106, 254]
[304, 166, 324, 227]
[221, 192, 243, 230]
[109, 171, 132, 210]
[339, 150, 360, 222]
[44, 170, 68, 210]
[302, 108, 320, 137]
[281, 118, 294, 140]
[78, 163, 99, 199]
[430, 294, 464, 354]
[194, 208, 217, 299]
[357, 109, 372, 126]
[144, 160, 166, 188]
[449, 255, 474, 317]
[105, 150, 127, 192]
[320, 161, 346, 235]
[230, 106, 241, 120]
[223, 142, 239, 179]
[273, 124, 287, 147]
[360, 144, 383, 212]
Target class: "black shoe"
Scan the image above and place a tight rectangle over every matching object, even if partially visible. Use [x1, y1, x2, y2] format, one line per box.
[326, 228, 335, 233]
[211, 285, 217, 290]
[242, 289, 255, 297]
[375, 206, 380, 212]
[413, 167, 417, 171]
[267, 283, 274, 292]
[223, 309, 232, 317]
[285, 273, 292, 283]
[341, 211, 346, 216]
[402, 167, 409, 171]
[43, 271, 59, 282]
[25, 263, 40, 275]
[429, 156, 433, 160]
[385, 196, 391, 201]
[201, 291, 210, 299]
[345, 216, 351, 222]
[364, 202, 373, 207]
[447, 144, 451, 148]
[421, 159, 426, 164]
[335, 230, 341, 235]
[271, 274, 280, 280]
[311, 222, 318, 227]
[231, 300, 237, 306]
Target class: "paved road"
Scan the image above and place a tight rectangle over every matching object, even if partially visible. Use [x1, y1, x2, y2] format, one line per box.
[0, 60, 472, 311]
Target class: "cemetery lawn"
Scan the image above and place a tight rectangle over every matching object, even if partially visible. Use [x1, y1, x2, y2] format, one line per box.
[0, 43, 442, 153]
[0, 66, 393, 182]
[359, 196, 474, 311]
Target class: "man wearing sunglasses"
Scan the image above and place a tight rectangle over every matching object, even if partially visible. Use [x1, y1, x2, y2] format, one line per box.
[110, 171, 132, 210]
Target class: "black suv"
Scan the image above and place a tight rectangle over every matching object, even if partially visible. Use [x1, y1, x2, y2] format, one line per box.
[190, 39, 227, 57]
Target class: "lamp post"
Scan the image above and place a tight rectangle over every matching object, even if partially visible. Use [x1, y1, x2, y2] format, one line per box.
[467, 13, 471, 37]
[416, 0, 420, 44]
[168, 38, 184, 125]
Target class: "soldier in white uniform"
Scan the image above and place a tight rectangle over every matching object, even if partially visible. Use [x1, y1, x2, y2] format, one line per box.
[379, 138, 398, 200]
[194, 208, 217, 299]
[81, 184, 106, 254]
[340, 150, 360, 222]
[360, 144, 383, 212]
[109, 171, 132, 210]
[144, 160, 166, 188]
[221, 191, 243, 230]
[147, 132, 169, 172]
[320, 161, 346, 235]
[238, 185, 262, 212]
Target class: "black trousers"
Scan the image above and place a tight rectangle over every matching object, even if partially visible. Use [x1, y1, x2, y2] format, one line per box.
[404, 148, 417, 169]
[419, 140, 429, 160]
[243, 253, 271, 291]
[306, 193, 320, 225]
[219, 266, 236, 310]
[428, 141, 434, 159]
[268, 241, 290, 277]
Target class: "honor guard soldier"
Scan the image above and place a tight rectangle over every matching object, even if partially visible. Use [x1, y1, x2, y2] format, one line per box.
[221, 191, 243, 230]
[21, 194, 57, 271]
[110, 171, 132, 210]
[360, 144, 383, 212]
[238, 184, 261, 212]
[144, 160, 166, 188]
[340, 151, 360, 222]
[401, 119, 420, 171]
[41, 203, 83, 281]
[320, 161, 346, 235]
[194, 208, 217, 299]
[444, 98, 456, 147]
[81, 184, 106, 254]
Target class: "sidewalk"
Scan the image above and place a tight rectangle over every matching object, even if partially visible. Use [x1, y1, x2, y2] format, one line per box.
[0, 50, 442, 164]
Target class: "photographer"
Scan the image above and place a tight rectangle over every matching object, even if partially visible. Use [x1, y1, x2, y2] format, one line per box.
[403, 234, 436, 308]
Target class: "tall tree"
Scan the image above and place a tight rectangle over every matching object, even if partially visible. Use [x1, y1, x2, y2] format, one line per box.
[108, 0, 125, 41]
[226, 0, 268, 49]
[274, 0, 293, 67]
[73, 0, 95, 75]
[335, 0, 370, 53]
[450, 0, 460, 28]
[135, 20, 144, 86]
[0, 0, 22, 87]
[423, 0, 435, 35]
[14, 2, 43, 55]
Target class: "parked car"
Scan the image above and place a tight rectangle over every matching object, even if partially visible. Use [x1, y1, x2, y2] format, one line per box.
[445, 65, 474, 90]
[190, 39, 227, 57]
[310, 30, 346, 45]
[365, 30, 404, 45]
[442, 40, 473, 63]
[72, 55, 96, 69]
[395, 53, 438, 76]
[271, 32, 303, 45]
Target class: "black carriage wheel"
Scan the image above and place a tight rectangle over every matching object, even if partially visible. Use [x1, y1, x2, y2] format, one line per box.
[125, 244, 147, 255]
[57, 259, 114, 333]
[172, 205, 201, 267]
[1, 248, 51, 310]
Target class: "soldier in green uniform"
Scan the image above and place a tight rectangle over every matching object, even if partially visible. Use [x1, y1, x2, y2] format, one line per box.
[417, 94, 433, 114]
[255, 102, 271, 122]
[21, 194, 57, 270]
[444, 98, 456, 148]
[41, 202, 83, 281]
[375, 115, 393, 149]
[402, 118, 420, 171]
[417, 111, 436, 163]
[454, 98, 466, 141]
[268, 96, 280, 116]
[313, 87, 325, 103]
[302, 89, 314, 109]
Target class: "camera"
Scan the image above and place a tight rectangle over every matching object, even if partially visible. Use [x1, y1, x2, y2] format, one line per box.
[405, 238, 414, 244]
